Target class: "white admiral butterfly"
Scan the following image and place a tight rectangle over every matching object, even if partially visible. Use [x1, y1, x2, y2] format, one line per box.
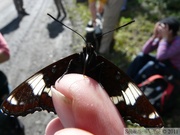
[1, 15, 163, 127]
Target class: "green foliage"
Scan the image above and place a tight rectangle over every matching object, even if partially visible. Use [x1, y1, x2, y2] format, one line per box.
[114, 16, 153, 61]
[160, 0, 180, 10]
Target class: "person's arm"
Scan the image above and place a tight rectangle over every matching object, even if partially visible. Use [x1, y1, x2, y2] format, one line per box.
[142, 37, 158, 54]
[0, 33, 10, 63]
[156, 37, 180, 60]
[142, 22, 161, 54]
[156, 24, 180, 60]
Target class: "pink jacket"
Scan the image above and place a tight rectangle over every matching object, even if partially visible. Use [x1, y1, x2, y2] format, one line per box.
[0, 33, 10, 58]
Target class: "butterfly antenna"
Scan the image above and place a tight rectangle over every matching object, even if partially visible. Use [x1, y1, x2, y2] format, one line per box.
[100, 20, 135, 37]
[47, 13, 87, 43]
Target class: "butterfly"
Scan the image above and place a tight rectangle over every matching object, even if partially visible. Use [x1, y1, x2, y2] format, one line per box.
[1, 44, 163, 127]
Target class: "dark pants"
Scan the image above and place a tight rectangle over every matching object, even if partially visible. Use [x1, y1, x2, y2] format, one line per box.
[0, 71, 25, 135]
[0, 112, 25, 135]
[127, 53, 176, 84]
[13, 0, 24, 13]
[54, 0, 66, 20]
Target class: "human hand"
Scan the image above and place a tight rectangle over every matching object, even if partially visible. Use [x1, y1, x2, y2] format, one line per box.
[97, 2, 105, 14]
[153, 22, 161, 38]
[158, 24, 171, 41]
[45, 74, 125, 135]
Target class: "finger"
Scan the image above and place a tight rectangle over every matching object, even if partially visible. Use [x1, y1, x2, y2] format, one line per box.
[51, 73, 125, 135]
[45, 118, 64, 135]
[164, 24, 169, 30]
[53, 128, 93, 135]
[45, 118, 93, 135]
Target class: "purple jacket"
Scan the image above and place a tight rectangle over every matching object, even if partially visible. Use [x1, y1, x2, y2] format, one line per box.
[142, 36, 180, 71]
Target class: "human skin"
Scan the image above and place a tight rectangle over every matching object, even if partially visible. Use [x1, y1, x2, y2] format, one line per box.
[45, 74, 125, 135]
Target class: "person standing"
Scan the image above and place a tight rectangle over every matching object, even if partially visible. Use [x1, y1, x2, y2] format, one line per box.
[0, 33, 25, 135]
[54, 0, 66, 20]
[13, 0, 29, 17]
[88, 0, 123, 55]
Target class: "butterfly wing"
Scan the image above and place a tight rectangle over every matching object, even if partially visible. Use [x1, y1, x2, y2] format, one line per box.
[96, 56, 163, 127]
[1, 45, 163, 127]
[1, 54, 78, 116]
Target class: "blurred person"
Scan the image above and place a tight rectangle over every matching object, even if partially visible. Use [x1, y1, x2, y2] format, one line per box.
[127, 17, 180, 84]
[0, 32, 10, 103]
[88, 0, 124, 55]
[121, 0, 127, 11]
[0, 33, 25, 135]
[45, 74, 125, 135]
[13, 0, 29, 17]
[54, 0, 66, 21]
[0, 71, 25, 135]
[88, 0, 106, 22]
[0, 33, 10, 63]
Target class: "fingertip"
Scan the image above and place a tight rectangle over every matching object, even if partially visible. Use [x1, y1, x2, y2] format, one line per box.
[45, 118, 63, 135]
[54, 128, 94, 135]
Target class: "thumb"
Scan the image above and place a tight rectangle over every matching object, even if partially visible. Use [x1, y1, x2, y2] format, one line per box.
[51, 73, 125, 135]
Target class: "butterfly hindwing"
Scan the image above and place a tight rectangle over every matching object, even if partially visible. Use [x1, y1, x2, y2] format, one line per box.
[2, 54, 78, 116]
[96, 56, 163, 127]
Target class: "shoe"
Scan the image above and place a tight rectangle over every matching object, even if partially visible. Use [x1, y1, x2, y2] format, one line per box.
[20, 11, 29, 16]
[18, 11, 29, 17]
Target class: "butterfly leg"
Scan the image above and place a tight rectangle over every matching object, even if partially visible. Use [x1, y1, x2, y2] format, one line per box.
[57, 59, 74, 82]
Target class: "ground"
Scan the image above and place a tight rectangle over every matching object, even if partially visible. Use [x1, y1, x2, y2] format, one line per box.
[0, 0, 75, 134]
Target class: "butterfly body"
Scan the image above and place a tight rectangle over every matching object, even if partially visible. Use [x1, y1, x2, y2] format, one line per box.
[1, 45, 163, 127]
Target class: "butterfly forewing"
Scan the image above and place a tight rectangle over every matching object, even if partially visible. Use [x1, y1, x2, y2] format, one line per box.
[2, 54, 78, 116]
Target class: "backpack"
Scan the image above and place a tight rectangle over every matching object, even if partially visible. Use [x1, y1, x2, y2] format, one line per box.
[138, 74, 175, 114]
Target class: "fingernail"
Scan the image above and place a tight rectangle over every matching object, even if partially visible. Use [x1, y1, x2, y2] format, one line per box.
[50, 86, 75, 127]
[51, 86, 72, 105]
